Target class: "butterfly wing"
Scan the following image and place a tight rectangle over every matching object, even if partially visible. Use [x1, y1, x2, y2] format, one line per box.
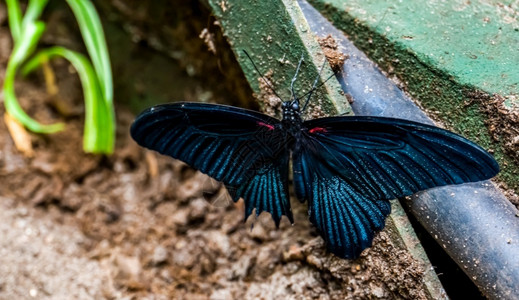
[131, 102, 293, 225]
[293, 116, 499, 258]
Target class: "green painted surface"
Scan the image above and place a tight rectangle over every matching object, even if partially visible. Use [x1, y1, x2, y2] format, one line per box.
[205, 0, 352, 116]
[315, 0, 518, 95]
[309, 0, 519, 191]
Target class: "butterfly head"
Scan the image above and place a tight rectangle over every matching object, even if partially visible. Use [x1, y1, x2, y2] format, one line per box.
[282, 100, 302, 126]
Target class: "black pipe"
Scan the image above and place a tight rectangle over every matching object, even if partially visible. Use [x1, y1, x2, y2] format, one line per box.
[299, 1, 519, 299]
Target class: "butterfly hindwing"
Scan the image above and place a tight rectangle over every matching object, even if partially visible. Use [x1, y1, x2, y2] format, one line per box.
[131, 102, 293, 224]
[293, 116, 499, 258]
[228, 152, 292, 225]
[294, 146, 391, 258]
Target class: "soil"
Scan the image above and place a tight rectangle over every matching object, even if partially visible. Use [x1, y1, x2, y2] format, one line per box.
[476, 91, 519, 207]
[0, 4, 433, 300]
[318, 35, 348, 73]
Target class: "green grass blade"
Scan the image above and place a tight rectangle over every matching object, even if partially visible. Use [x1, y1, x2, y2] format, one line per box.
[65, 0, 115, 154]
[3, 0, 64, 133]
[5, 0, 23, 42]
[4, 0, 115, 153]
[65, 0, 113, 104]
[3, 21, 65, 133]
[22, 0, 50, 28]
[11, 20, 44, 65]
[23, 47, 114, 153]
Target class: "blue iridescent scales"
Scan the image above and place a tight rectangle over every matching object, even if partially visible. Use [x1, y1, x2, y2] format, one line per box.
[130, 101, 499, 259]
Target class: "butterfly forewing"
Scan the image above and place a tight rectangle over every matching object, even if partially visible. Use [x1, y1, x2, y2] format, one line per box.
[131, 102, 293, 224]
[293, 116, 499, 258]
[300, 116, 499, 200]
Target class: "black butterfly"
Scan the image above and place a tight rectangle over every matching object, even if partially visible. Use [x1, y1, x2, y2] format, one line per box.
[130, 57, 499, 259]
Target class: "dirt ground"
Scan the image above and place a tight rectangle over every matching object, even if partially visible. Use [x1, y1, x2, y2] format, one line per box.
[0, 7, 441, 299]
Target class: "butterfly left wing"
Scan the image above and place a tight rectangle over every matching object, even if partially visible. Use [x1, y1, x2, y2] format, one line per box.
[131, 102, 293, 225]
[293, 116, 499, 258]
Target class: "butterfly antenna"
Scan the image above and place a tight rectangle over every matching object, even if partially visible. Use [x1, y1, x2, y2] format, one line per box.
[301, 65, 337, 111]
[299, 71, 336, 105]
[301, 59, 330, 112]
[242, 50, 283, 100]
[290, 53, 305, 101]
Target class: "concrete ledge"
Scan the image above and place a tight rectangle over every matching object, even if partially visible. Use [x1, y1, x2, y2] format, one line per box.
[206, 0, 351, 116]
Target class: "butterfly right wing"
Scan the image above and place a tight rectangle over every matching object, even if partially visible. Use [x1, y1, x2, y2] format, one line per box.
[130, 102, 293, 225]
[293, 116, 499, 258]
[293, 144, 391, 258]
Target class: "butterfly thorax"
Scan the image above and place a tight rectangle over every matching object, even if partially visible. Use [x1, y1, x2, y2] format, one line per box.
[281, 101, 303, 136]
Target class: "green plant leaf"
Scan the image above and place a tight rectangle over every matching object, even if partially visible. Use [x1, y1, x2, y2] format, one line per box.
[65, 0, 115, 153]
[22, 0, 50, 29]
[5, 0, 22, 42]
[23, 47, 114, 153]
[3, 20, 65, 133]
[66, 0, 113, 104]
[4, 0, 115, 153]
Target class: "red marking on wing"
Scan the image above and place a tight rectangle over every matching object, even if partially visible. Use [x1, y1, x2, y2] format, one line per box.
[309, 127, 327, 134]
[257, 122, 275, 131]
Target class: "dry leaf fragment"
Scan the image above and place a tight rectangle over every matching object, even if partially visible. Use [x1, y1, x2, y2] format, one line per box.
[4, 112, 34, 157]
[145, 150, 159, 177]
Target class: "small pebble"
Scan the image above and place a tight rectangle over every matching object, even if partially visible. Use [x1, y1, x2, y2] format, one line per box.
[152, 246, 169, 265]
